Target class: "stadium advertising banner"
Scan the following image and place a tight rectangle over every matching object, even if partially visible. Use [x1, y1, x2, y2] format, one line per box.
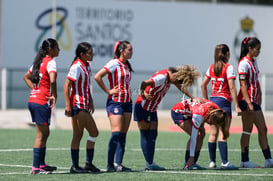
[1, 0, 273, 73]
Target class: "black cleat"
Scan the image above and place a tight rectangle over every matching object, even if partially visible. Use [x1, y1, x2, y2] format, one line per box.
[70, 166, 88, 174]
[40, 164, 57, 172]
[106, 164, 116, 172]
[83, 162, 100, 173]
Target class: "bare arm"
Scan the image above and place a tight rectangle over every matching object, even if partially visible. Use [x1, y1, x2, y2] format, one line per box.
[201, 76, 210, 100]
[94, 68, 119, 95]
[23, 71, 33, 89]
[174, 83, 194, 99]
[89, 91, 94, 114]
[140, 79, 154, 100]
[239, 79, 253, 111]
[228, 78, 242, 114]
[64, 78, 72, 117]
[48, 72, 57, 107]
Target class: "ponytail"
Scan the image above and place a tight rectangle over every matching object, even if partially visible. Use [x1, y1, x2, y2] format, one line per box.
[31, 38, 57, 83]
[239, 37, 261, 62]
[72, 42, 92, 65]
[114, 40, 134, 72]
[213, 44, 229, 76]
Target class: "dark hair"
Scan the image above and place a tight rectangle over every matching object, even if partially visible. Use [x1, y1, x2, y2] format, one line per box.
[72, 42, 92, 64]
[114, 40, 134, 72]
[239, 37, 261, 61]
[213, 44, 229, 76]
[32, 38, 58, 84]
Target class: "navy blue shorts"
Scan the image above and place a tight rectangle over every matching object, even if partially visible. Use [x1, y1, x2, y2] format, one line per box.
[106, 99, 132, 116]
[71, 106, 88, 117]
[210, 97, 232, 117]
[133, 103, 158, 123]
[171, 110, 192, 125]
[28, 102, 51, 125]
[239, 100, 261, 111]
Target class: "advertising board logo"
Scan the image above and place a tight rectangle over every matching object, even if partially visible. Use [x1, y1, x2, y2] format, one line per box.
[233, 16, 257, 60]
[35, 7, 72, 51]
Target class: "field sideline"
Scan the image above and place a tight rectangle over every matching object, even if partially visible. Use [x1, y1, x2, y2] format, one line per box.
[0, 129, 273, 180]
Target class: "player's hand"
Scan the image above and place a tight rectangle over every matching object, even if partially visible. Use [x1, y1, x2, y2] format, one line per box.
[108, 86, 120, 95]
[47, 96, 56, 108]
[64, 105, 71, 117]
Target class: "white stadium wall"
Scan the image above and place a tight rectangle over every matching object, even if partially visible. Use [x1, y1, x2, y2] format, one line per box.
[1, 0, 273, 72]
[1, 0, 273, 109]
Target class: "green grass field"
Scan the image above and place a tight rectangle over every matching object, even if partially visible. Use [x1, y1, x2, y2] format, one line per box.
[0, 129, 273, 181]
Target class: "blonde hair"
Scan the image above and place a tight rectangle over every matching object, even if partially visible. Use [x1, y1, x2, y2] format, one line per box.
[174, 65, 200, 88]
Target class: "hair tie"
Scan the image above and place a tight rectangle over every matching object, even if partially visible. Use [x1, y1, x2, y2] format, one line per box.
[243, 37, 251, 44]
[114, 41, 120, 54]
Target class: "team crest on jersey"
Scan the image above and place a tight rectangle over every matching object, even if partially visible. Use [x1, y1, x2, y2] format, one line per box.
[114, 107, 119, 114]
[147, 115, 151, 122]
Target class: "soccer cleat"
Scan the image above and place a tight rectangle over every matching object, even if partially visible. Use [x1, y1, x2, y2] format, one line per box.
[70, 165, 88, 173]
[31, 168, 40, 175]
[221, 162, 238, 170]
[31, 167, 51, 175]
[264, 158, 273, 168]
[106, 164, 116, 172]
[240, 161, 261, 168]
[40, 164, 57, 172]
[209, 161, 216, 168]
[145, 163, 166, 171]
[114, 163, 132, 172]
[187, 163, 206, 170]
[83, 162, 100, 173]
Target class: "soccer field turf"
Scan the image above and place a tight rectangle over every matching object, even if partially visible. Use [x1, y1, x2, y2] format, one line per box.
[0, 129, 273, 180]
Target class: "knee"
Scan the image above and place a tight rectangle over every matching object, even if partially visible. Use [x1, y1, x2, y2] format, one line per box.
[209, 132, 218, 140]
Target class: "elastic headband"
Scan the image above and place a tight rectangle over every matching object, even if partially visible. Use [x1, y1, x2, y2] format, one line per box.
[243, 37, 251, 44]
[114, 41, 120, 53]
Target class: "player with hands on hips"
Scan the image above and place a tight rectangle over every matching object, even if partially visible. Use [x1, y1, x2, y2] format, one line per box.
[64, 42, 100, 173]
[201, 44, 241, 170]
[134, 65, 200, 171]
[23, 38, 60, 174]
[237, 37, 273, 168]
[171, 98, 229, 170]
[94, 40, 133, 172]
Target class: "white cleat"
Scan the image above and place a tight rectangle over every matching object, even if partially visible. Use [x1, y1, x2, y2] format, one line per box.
[209, 161, 216, 168]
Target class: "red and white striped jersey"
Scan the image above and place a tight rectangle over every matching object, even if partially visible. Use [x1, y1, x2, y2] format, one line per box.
[237, 56, 260, 104]
[205, 63, 236, 102]
[66, 58, 92, 110]
[135, 69, 170, 112]
[103, 58, 132, 103]
[28, 56, 57, 105]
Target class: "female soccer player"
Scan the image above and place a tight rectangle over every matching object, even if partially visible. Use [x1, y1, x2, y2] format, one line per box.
[134, 65, 200, 170]
[237, 37, 273, 168]
[94, 40, 133, 172]
[201, 44, 241, 169]
[23, 38, 59, 174]
[64, 42, 100, 173]
[171, 98, 229, 169]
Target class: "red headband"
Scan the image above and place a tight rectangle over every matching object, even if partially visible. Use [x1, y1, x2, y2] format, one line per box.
[243, 37, 251, 44]
[114, 41, 120, 53]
